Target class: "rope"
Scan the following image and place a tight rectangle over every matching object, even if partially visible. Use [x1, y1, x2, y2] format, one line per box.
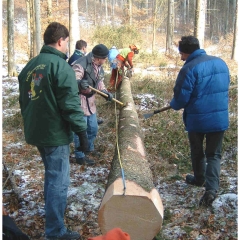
[114, 68, 126, 195]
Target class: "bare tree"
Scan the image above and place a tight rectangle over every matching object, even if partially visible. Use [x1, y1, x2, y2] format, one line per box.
[129, 0, 133, 25]
[152, 0, 157, 51]
[94, 0, 97, 25]
[166, 0, 174, 54]
[231, 0, 238, 61]
[105, 0, 108, 20]
[30, 0, 37, 57]
[34, 0, 42, 54]
[26, 0, 31, 59]
[69, 0, 80, 56]
[47, 0, 52, 21]
[7, 0, 17, 76]
[194, 0, 206, 48]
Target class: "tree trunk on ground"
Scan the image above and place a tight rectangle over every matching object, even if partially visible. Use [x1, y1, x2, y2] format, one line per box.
[98, 77, 164, 240]
[7, 0, 17, 77]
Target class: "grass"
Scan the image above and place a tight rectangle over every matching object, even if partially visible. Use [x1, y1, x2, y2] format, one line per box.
[129, 72, 238, 180]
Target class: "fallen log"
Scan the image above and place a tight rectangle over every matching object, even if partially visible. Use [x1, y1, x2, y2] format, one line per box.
[98, 78, 164, 240]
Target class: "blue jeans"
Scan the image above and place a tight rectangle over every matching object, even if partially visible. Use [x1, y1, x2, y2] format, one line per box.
[74, 113, 98, 158]
[37, 145, 70, 237]
[188, 131, 225, 192]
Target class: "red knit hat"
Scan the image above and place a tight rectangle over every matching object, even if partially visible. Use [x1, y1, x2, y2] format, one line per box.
[88, 228, 131, 240]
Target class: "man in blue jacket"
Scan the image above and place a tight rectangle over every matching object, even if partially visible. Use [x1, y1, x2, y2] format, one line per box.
[170, 36, 230, 207]
[68, 39, 87, 66]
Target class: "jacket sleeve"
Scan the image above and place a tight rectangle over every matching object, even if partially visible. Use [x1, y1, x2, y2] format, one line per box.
[72, 63, 85, 80]
[125, 52, 134, 68]
[170, 67, 195, 110]
[54, 62, 87, 133]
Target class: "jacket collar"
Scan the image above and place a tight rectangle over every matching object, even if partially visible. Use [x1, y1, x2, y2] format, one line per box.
[185, 49, 206, 64]
[40, 45, 68, 60]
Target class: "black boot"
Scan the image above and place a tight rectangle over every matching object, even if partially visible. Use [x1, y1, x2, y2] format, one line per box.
[186, 174, 205, 187]
[97, 118, 104, 125]
[76, 156, 95, 166]
[199, 190, 217, 206]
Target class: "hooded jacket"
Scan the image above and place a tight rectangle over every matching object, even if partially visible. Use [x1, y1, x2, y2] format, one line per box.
[18, 45, 87, 146]
[170, 49, 230, 133]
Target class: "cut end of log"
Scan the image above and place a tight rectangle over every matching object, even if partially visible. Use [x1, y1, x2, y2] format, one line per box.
[98, 178, 164, 240]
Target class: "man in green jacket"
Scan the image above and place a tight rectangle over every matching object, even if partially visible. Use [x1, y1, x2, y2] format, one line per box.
[18, 22, 87, 240]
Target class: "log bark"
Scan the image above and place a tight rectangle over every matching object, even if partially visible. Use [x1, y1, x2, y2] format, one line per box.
[98, 77, 164, 240]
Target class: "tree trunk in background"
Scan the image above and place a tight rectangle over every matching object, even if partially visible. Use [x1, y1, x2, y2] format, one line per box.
[152, 0, 157, 52]
[183, 0, 187, 25]
[232, 0, 236, 31]
[225, 0, 229, 35]
[69, 0, 80, 57]
[166, 0, 174, 54]
[7, 0, 17, 77]
[231, 0, 238, 61]
[129, 0, 132, 25]
[98, 77, 163, 240]
[112, 0, 115, 16]
[105, 0, 108, 20]
[30, 0, 37, 57]
[47, 0, 52, 22]
[34, 0, 42, 54]
[86, 0, 88, 20]
[194, 0, 205, 48]
[26, 0, 31, 59]
[94, 0, 97, 26]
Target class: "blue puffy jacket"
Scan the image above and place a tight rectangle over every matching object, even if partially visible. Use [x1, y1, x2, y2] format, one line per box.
[170, 49, 230, 133]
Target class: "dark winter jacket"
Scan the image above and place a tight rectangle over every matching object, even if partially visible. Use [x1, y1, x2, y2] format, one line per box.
[18, 45, 87, 146]
[68, 49, 85, 66]
[74, 52, 104, 91]
[170, 49, 230, 133]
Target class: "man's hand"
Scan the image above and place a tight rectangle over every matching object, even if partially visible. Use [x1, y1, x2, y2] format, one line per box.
[76, 131, 88, 152]
[101, 89, 113, 101]
[78, 79, 89, 90]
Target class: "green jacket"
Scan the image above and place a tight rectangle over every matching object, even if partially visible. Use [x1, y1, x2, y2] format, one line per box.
[18, 45, 87, 146]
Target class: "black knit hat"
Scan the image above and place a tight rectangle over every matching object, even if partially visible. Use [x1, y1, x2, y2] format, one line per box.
[178, 36, 200, 54]
[92, 44, 109, 59]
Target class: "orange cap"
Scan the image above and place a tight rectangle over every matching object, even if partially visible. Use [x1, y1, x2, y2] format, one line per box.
[129, 44, 140, 51]
[88, 228, 131, 240]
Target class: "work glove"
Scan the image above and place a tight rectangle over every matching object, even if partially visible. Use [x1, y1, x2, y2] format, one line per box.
[101, 89, 113, 101]
[78, 79, 89, 91]
[76, 131, 89, 152]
